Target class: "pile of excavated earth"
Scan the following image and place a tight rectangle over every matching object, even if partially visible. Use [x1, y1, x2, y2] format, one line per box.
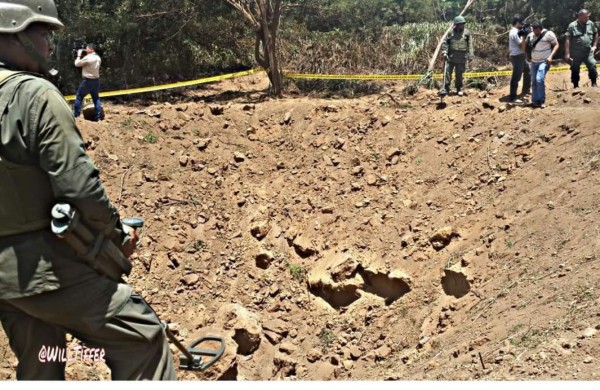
[1, 71, 599, 380]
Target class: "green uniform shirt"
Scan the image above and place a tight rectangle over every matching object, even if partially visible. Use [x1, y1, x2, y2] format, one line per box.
[442, 28, 474, 63]
[0, 65, 127, 300]
[566, 20, 597, 52]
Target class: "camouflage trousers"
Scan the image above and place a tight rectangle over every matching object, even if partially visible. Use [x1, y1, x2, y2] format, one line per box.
[445, 62, 466, 91]
[0, 277, 176, 380]
[570, 50, 597, 86]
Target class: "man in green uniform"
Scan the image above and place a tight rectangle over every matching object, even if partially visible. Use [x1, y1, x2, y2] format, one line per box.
[564, 9, 598, 88]
[442, 16, 474, 96]
[0, 0, 176, 380]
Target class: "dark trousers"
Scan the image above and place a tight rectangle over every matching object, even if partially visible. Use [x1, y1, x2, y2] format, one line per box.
[445, 62, 466, 91]
[0, 278, 176, 380]
[74, 78, 103, 121]
[570, 50, 597, 87]
[510, 54, 531, 99]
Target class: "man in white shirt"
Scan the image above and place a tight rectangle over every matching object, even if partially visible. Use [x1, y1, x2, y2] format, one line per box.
[73, 43, 103, 121]
[522, 21, 559, 108]
[508, 15, 530, 103]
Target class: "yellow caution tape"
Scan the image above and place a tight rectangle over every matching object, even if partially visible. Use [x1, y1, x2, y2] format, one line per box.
[284, 71, 510, 80]
[62, 64, 599, 101]
[64, 68, 261, 101]
[283, 73, 425, 80]
[284, 64, 598, 81]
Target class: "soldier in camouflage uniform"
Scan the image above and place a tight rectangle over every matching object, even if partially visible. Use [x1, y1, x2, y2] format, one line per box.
[0, 0, 176, 380]
[564, 9, 598, 88]
[442, 16, 474, 96]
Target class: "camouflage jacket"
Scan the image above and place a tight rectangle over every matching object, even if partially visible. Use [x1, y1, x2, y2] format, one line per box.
[0, 64, 127, 299]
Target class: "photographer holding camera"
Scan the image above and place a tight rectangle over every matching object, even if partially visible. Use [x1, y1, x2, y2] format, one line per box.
[508, 15, 531, 103]
[73, 43, 103, 121]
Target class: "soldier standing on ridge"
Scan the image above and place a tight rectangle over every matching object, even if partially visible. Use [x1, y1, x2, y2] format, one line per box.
[442, 16, 474, 97]
[565, 9, 598, 88]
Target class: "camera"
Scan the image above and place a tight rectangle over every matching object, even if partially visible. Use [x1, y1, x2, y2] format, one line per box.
[72, 38, 87, 59]
[518, 23, 531, 37]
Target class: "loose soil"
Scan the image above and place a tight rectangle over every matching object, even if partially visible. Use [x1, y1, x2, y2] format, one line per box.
[1, 71, 599, 380]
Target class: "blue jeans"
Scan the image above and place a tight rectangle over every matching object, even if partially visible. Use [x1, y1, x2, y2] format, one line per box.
[530, 61, 550, 105]
[74, 78, 102, 121]
[510, 54, 530, 99]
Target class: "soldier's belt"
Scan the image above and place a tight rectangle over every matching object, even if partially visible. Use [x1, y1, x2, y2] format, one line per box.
[51, 203, 132, 282]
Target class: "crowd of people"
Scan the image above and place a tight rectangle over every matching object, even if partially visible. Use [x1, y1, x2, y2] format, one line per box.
[442, 9, 598, 108]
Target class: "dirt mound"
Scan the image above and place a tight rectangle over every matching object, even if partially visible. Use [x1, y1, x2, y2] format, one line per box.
[1, 72, 599, 380]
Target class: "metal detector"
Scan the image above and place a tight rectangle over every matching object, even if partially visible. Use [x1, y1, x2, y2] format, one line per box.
[51, 203, 226, 372]
[437, 56, 449, 108]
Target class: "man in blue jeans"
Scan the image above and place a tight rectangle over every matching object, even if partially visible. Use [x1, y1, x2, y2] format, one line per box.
[522, 22, 559, 108]
[74, 43, 103, 121]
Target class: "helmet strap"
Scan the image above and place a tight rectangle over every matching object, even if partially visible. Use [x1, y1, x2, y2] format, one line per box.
[16, 32, 58, 78]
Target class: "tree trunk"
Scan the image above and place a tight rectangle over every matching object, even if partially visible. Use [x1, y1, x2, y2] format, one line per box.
[226, 0, 283, 97]
[258, 0, 282, 96]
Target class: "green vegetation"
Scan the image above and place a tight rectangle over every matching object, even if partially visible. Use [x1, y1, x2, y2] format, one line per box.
[192, 240, 207, 252]
[52, 0, 594, 96]
[286, 263, 306, 282]
[143, 131, 158, 144]
[120, 117, 134, 128]
[318, 327, 336, 349]
[509, 328, 544, 348]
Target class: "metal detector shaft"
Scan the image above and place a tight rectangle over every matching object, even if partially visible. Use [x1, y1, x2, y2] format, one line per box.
[439, 57, 448, 100]
[162, 322, 225, 371]
[163, 323, 195, 363]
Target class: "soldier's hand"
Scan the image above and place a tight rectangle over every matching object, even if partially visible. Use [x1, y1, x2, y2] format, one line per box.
[121, 224, 139, 258]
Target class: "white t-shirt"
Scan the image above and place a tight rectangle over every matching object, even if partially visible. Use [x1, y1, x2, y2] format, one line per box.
[509, 27, 524, 56]
[74, 52, 101, 79]
[528, 30, 558, 63]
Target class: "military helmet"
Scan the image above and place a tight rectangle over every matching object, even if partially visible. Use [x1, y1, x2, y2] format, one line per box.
[0, 0, 64, 33]
[454, 16, 466, 25]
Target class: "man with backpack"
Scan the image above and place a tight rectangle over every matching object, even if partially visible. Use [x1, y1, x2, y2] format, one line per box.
[522, 21, 559, 108]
